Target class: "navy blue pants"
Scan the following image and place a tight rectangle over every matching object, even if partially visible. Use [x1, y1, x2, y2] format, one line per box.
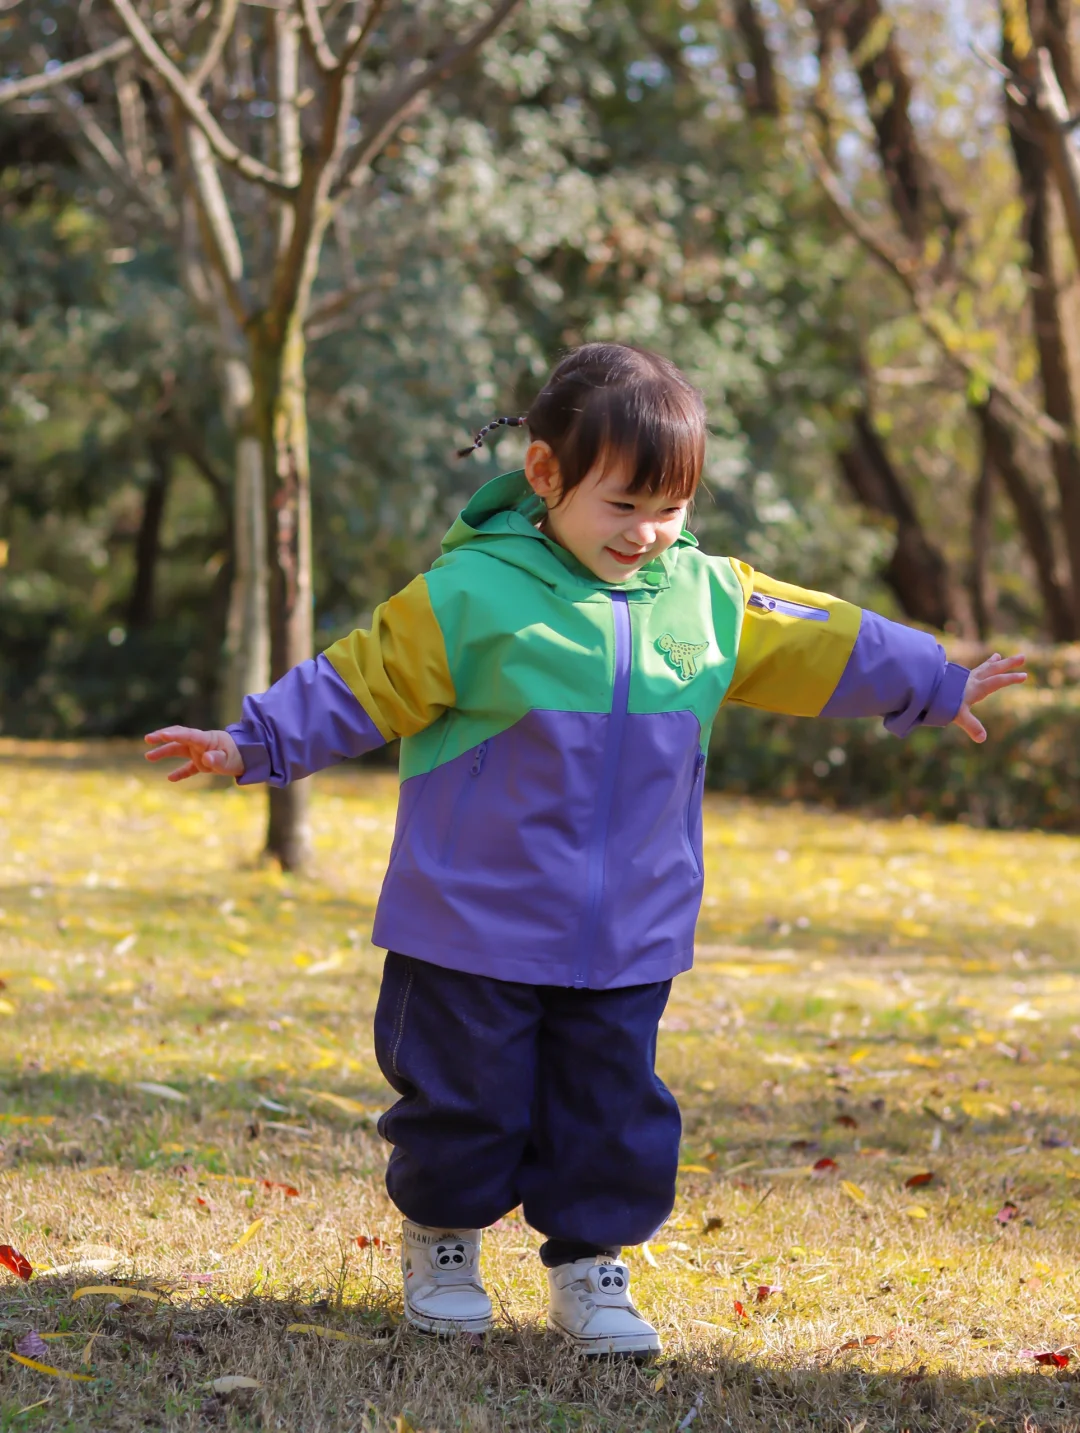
[374, 952, 681, 1266]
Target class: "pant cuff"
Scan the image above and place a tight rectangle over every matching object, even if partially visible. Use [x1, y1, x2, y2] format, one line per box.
[539, 1238, 622, 1269]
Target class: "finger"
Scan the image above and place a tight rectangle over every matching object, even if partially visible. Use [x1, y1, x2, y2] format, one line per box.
[166, 761, 199, 782]
[970, 672, 1028, 702]
[145, 726, 210, 748]
[953, 706, 987, 743]
[145, 742, 191, 763]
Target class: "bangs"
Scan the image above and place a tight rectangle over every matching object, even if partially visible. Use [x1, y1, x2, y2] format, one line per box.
[575, 384, 705, 502]
[526, 343, 706, 504]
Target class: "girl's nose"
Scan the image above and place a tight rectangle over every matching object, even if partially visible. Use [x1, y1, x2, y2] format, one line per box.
[626, 520, 657, 549]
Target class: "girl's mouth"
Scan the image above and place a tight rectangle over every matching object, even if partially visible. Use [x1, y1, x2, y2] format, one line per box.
[605, 547, 647, 566]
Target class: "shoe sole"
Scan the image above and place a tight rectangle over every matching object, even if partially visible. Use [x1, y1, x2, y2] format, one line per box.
[404, 1298, 492, 1336]
[546, 1315, 661, 1357]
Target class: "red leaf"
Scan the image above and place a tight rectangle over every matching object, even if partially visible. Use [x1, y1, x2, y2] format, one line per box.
[812, 1157, 839, 1173]
[995, 1202, 1020, 1224]
[14, 1331, 49, 1360]
[837, 1331, 894, 1351]
[836, 1115, 859, 1129]
[756, 1284, 782, 1302]
[905, 1172, 935, 1188]
[260, 1180, 299, 1197]
[1020, 1349, 1071, 1368]
[356, 1235, 386, 1250]
[0, 1245, 32, 1281]
[196, 1196, 214, 1210]
[733, 1300, 749, 1322]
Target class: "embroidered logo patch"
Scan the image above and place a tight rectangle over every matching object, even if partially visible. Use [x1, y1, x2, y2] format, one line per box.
[657, 633, 708, 680]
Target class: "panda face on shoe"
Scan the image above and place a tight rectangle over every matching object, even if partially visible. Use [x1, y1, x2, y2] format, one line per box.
[434, 1242, 468, 1269]
[594, 1265, 627, 1293]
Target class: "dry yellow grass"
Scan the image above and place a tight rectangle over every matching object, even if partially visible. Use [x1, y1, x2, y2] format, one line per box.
[1, 739, 1080, 1431]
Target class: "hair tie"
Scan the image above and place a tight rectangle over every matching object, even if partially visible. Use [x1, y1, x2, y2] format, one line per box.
[456, 415, 526, 459]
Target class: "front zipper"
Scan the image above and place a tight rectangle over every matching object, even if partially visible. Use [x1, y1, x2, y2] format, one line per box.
[573, 591, 632, 988]
[685, 751, 706, 877]
[749, 591, 829, 621]
[439, 741, 488, 865]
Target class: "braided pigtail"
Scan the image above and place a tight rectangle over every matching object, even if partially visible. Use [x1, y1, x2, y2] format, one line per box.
[456, 415, 527, 459]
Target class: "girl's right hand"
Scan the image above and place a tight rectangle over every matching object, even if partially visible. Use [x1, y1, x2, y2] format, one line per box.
[144, 726, 244, 781]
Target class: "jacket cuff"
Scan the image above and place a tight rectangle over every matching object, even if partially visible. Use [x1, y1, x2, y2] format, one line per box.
[921, 660, 969, 728]
[226, 726, 272, 786]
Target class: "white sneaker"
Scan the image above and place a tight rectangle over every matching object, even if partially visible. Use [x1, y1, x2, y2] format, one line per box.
[401, 1221, 492, 1335]
[547, 1257, 661, 1356]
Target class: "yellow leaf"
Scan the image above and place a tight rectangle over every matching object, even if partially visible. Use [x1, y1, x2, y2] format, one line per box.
[848, 1048, 872, 1064]
[209, 1376, 261, 1393]
[226, 1218, 264, 1256]
[904, 1206, 929, 1219]
[286, 1323, 372, 1344]
[82, 1332, 101, 1367]
[904, 1052, 941, 1070]
[7, 1353, 94, 1381]
[297, 1088, 373, 1118]
[652, 1373, 666, 1392]
[0, 999, 15, 1016]
[225, 940, 250, 956]
[72, 1286, 168, 1304]
[841, 1180, 868, 1204]
[678, 1164, 711, 1174]
[29, 976, 56, 993]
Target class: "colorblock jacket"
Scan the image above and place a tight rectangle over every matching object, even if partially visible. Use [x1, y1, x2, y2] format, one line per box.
[228, 471, 969, 989]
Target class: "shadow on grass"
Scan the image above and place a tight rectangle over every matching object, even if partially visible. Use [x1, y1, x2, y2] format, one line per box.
[1, 1273, 1078, 1433]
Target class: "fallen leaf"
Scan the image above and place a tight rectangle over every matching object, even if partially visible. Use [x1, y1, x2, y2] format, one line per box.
[81, 1332, 101, 1367]
[702, 1216, 724, 1234]
[37, 1257, 122, 1278]
[836, 1115, 859, 1129]
[905, 1171, 935, 1188]
[226, 1218, 265, 1256]
[196, 1196, 214, 1211]
[259, 1180, 299, 1197]
[678, 1164, 711, 1174]
[904, 1206, 929, 1220]
[209, 1376, 261, 1393]
[641, 1243, 659, 1267]
[72, 1286, 168, 1304]
[15, 1332, 49, 1361]
[756, 1284, 782, 1301]
[812, 1157, 838, 1173]
[837, 1332, 892, 1351]
[286, 1323, 372, 1344]
[996, 1202, 1020, 1225]
[355, 1235, 387, 1250]
[652, 1372, 666, 1392]
[7, 1353, 94, 1381]
[180, 1272, 216, 1284]
[841, 1180, 868, 1204]
[1019, 1349, 1070, 1368]
[296, 1088, 372, 1118]
[131, 1082, 188, 1103]
[733, 1300, 749, 1322]
[0, 1245, 32, 1280]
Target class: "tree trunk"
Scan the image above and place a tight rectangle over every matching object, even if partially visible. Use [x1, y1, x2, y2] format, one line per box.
[969, 443, 996, 639]
[254, 315, 313, 872]
[1003, 6, 1080, 631]
[732, 0, 781, 115]
[978, 394, 1075, 639]
[838, 404, 972, 632]
[127, 436, 170, 630]
[219, 357, 270, 724]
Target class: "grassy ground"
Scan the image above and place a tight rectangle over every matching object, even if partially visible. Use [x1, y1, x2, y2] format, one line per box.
[1, 740, 1080, 1432]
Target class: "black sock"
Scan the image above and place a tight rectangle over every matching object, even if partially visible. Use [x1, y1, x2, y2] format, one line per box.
[539, 1239, 622, 1269]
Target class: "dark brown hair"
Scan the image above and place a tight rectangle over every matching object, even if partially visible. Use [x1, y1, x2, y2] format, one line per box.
[527, 343, 706, 503]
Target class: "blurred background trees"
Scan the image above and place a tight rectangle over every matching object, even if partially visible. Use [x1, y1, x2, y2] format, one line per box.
[3, 0, 1080, 857]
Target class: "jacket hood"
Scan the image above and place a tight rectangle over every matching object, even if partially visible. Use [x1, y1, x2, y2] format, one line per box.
[439, 469, 698, 595]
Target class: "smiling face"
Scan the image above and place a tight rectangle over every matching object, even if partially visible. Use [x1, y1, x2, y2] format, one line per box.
[524, 441, 690, 583]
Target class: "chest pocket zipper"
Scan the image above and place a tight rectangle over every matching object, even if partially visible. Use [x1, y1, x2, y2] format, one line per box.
[440, 742, 489, 866]
[749, 591, 829, 621]
[686, 751, 706, 877]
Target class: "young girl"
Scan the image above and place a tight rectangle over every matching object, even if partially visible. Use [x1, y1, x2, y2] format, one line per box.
[146, 343, 1025, 1356]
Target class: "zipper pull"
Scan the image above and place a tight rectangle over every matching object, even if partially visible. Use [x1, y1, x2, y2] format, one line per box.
[469, 743, 488, 776]
[749, 591, 829, 622]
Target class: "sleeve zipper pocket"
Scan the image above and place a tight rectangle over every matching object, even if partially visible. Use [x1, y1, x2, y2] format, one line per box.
[749, 591, 829, 622]
[686, 751, 706, 877]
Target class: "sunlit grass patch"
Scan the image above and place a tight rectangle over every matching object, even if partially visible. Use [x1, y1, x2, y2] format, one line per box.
[1, 740, 1080, 1430]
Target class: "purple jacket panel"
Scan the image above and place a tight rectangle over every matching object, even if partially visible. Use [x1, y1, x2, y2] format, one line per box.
[371, 708, 705, 989]
[820, 611, 968, 737]
[227, 653, 385, 786]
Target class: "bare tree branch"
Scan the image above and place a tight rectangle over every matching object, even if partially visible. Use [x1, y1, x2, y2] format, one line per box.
[339, 0, 388, 71]
[191, 0, 239, 89]
[106, 0, 297, 195]
[805, 132, 1069, 447]
[298, 0, 338, 72]
[0, 37, 133, 104]
[334, 0, 521, 197]
[1031, 47, 1080, 272]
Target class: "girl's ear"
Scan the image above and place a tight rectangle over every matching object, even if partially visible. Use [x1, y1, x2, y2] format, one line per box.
[524, 440, 562, 501]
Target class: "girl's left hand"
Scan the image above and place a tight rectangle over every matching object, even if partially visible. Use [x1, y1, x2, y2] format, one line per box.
[952, 652, 1028, 743]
